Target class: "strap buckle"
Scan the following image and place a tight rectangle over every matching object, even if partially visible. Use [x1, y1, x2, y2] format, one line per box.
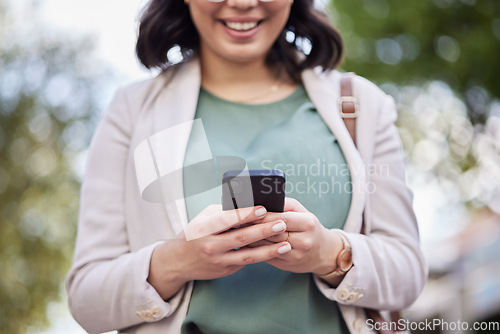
[339, 96, 359, 118]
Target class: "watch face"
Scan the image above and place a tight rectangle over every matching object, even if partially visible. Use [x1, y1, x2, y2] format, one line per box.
[339, 249, 353, 272]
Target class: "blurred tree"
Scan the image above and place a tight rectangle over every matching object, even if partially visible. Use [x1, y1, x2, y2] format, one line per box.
[331, 0, 500, 125]
[391, 81, 500, 217]
[0, 1, 110, 332]
[328, 0, 500, 214]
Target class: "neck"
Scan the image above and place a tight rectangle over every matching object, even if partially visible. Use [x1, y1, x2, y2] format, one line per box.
[201, 54, 276, 88]
[199, 52, 297, 104]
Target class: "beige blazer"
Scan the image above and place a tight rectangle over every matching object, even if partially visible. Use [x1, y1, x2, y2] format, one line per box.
[66, 59, 427, 334]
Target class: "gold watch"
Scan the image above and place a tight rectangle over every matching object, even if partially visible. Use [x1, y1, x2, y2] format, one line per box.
[321, 233, 353, 278]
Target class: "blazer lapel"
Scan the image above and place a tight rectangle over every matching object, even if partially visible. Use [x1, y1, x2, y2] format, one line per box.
[150, 60, 202, 235]
[302, 69, 366, 233]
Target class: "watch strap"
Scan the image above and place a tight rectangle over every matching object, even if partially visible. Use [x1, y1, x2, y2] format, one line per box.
[319, 232, 353, 279]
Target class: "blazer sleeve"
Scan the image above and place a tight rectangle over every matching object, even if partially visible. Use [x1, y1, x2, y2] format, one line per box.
[314, 89, 428, 310]
[65, 87, 184, 333]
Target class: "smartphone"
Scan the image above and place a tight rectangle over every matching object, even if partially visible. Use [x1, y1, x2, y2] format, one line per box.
[221, 169, 286, 212]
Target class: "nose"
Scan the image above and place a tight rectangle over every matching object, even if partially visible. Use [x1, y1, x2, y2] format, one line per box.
[226, 0, 259, 9]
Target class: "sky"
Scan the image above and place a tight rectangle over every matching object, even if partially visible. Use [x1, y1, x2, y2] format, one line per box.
[39, 0, 151, 81]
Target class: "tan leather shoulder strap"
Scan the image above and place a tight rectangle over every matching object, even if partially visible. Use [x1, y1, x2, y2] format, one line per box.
[339, 74, 359, 146]
[340, 73, 364, 235]
[341, 74, 407, 333]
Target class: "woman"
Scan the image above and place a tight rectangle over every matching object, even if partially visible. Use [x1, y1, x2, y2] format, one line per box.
[66, 0, 427, 332]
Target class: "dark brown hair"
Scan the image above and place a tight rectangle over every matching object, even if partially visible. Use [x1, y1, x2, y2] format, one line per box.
[136, 0, 343, 81]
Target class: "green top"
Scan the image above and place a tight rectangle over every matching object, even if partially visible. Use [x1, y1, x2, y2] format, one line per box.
[181, 86, 351, 334]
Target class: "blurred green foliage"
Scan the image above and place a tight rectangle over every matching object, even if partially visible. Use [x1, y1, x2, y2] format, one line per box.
[331, 0, 500, 125]
[0, 1, 109, 332]
[330, 0, 500, 214]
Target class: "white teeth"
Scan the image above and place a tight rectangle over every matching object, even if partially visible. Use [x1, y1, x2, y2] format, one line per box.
[225, 21, 258, 31]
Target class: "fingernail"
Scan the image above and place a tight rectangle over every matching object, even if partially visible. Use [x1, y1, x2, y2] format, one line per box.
[255, 207, 267, 217]
[272, 221, 286, 232]
[278, 243, 291, 254]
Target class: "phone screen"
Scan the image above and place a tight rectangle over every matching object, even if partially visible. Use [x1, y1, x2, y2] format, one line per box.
[221, 169, 285, 212]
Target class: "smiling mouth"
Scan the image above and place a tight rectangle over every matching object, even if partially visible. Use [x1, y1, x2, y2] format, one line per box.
[222, 20, 262, 32]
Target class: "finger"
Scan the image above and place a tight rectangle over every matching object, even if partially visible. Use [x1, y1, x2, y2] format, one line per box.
[218, 206, 268, 230]
[184, 206, 267, 241]
[245, 240, 274, 248]
[261, 212, 313, 232]
[284, 197, 307, 212]
[223, 241, 292, 266]
[221, 219, 287, 250]
[255, 197, 308, 224]
[258, 212, 286, 224]
[262, 231, 288, 243]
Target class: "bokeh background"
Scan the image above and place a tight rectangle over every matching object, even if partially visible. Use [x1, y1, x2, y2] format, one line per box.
[1, 0, 499, 333]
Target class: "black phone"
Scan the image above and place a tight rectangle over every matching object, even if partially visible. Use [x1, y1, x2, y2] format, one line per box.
[221, 169, 286, 212]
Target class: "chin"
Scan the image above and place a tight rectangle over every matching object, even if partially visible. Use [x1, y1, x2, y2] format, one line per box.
[221, 47, 269, 64]
[227, 55, 264, 64]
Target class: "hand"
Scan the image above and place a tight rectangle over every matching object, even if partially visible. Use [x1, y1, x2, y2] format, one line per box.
[257, 198, 343, 276]
[147, 205, 292, 300]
